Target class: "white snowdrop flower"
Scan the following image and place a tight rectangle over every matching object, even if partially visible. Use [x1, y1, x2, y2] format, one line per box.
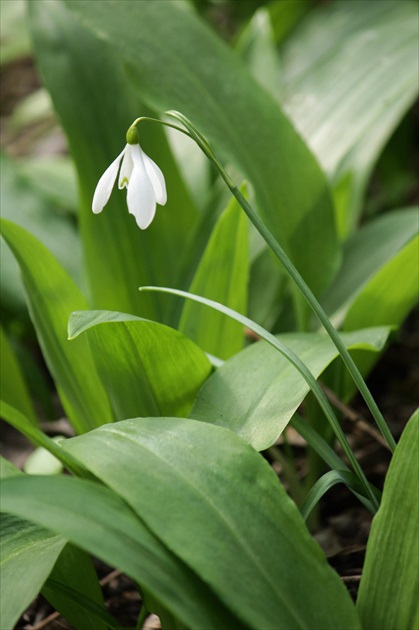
[92, 126, 167, 230]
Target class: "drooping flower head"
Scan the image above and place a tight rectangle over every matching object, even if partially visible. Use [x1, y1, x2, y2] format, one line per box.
[92, 125, 167, 230]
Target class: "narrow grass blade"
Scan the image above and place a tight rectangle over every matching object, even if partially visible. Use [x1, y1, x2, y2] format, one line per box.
[300, 470, 379, 521]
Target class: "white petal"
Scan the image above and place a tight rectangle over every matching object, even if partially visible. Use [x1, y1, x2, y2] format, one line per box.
[127, 145, 156, 229]
[118, 146, 134, 189]
[142, 149, 167, 206]
[92, 147, 125, 214]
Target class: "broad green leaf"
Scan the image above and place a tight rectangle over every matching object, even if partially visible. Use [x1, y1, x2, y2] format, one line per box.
[0, 220, 113, 433]
[191, 327, 391, 450]
[0, 460, 106, 630]
[0, 475, 242, 630]
[63, 417, 360, 629]
[65, 0, 340, 298]
[322, 208, 418, 328]
[179, 189, 249, 359]
[0, 401, 91, 479]
[0, 514, 66, 630]
[0, 325, 37, 425]
[357, 410, 419, 630]
[29, 0, 199, 323]
[43, 544, 108, 630]
[0, 152, 82, 313]
[68, 310, 212, 419]
[344, 234, 419, 330]
[280, 1, 418, 234]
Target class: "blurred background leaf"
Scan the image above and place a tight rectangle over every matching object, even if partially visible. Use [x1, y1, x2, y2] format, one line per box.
[278, 0, 418, 235]
[0, 0, 31, 65]
[19, 155, 78, 215]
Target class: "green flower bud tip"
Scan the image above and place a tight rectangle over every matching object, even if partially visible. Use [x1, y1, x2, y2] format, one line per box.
[126, 125, 139, 145]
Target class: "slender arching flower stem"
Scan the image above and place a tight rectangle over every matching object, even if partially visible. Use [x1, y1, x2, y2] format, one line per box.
[226, 179, 396, 453]
[132, 112, 396, 453]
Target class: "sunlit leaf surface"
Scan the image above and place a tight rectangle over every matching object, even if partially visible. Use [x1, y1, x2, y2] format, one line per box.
[68, 310, 212, 419]
[191, 327, 391, 450]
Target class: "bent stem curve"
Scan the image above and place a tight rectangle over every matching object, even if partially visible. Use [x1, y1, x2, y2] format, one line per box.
[163, 111, 395, 453]
[132, 112, 395, 453]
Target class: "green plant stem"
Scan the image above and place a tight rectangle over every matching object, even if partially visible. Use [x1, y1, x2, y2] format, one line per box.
[228, 186, 395, 452]
[159, 111, 395, 454]
[141, 285, 380, 512]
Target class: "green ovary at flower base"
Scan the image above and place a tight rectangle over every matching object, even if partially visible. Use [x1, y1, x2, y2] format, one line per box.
[92, 124, 167, 230]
